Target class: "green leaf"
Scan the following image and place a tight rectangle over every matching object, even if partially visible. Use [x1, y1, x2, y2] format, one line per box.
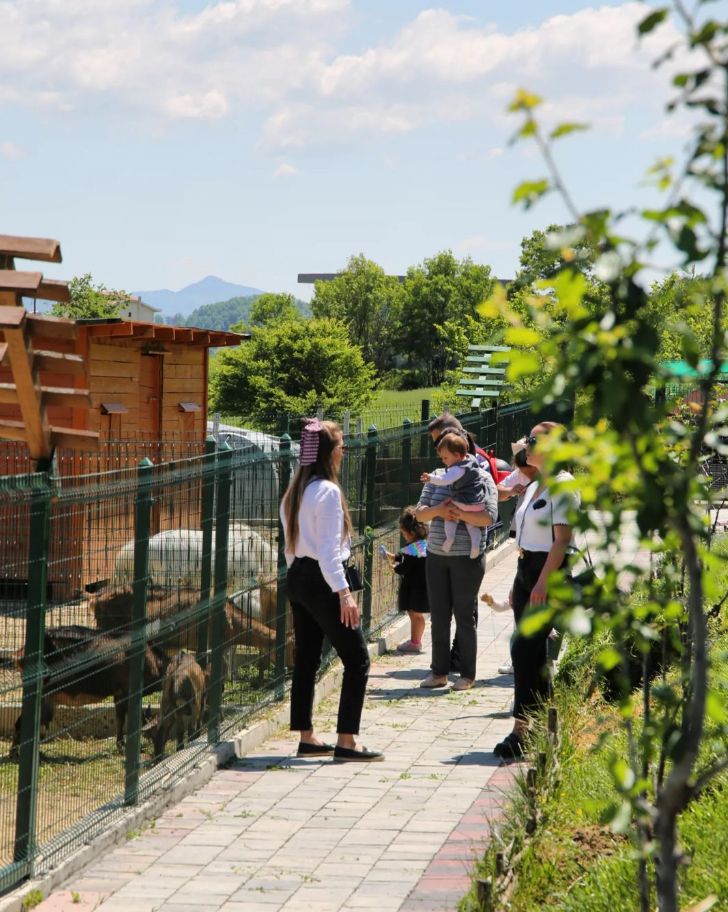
[705, 691, 727, 725]
[611, 757, 637, 791]
[549, 122, 589, 140]
[508, 88, 543, 112]
[597, 646, 622, 671]
[603, 800, 632, 834]
[506, 350, 541, 381]
[638, 9, 668, 35]
[512, 179, 550, 209]
[519, 607, 553, 637]
[505, 326, 541, 347]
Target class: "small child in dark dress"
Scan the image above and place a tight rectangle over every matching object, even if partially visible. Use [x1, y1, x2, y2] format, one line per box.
[383, 507, 430, 655]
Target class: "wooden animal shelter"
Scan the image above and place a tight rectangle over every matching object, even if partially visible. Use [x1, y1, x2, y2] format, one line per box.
[0, 232, 246, 601]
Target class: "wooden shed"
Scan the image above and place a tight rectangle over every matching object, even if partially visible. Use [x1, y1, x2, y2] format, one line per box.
[0, 317, 244, 467]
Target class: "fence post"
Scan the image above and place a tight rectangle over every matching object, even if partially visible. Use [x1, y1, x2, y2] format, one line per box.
[419, 399, 430, 458]
[14, 477, 52, 869]
[208, 442, 233, 744]
[400, 418, 412, 530]
[342, 411, 350, 438]
[197, 437, 216, 669]
[275, 435, 292, 699]
[124, 458, 153, 807]
[362, 425, 377, 634]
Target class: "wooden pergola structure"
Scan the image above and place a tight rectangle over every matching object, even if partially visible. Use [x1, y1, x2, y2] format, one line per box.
[0, 234, 98, 469]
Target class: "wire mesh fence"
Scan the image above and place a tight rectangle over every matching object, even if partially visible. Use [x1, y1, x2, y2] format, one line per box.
[0, 399, 544, 894]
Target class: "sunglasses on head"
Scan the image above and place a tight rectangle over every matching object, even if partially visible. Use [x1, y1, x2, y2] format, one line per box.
[525, 435, 538, 447]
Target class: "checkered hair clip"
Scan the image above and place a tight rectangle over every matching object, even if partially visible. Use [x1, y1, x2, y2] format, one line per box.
[300, 417, 323, 466]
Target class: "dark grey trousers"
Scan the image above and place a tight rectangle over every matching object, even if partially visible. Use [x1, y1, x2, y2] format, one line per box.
[427, 551, 486, 680]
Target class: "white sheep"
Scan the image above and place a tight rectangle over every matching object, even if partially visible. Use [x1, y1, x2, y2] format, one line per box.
[112, 526, 277, 614]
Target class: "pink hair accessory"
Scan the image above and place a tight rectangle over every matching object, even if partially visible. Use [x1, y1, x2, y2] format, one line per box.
[300, 417, 323, 466]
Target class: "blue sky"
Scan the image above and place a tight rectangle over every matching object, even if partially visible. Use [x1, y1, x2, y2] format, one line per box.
[0, 1, 691, 301]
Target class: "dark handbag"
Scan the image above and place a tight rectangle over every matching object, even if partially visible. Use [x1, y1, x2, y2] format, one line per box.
[344, 564, 363, 592]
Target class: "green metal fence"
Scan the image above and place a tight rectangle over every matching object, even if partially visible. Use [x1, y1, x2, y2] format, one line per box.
[0, 398, 557, 894]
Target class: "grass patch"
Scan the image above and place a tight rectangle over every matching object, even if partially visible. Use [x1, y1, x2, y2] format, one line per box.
[460, 541, 728, 912]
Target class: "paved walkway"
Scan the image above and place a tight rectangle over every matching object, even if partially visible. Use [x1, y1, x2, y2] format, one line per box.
[36, 551, 521, 912]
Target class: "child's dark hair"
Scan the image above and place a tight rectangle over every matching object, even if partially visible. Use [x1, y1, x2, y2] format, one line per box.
[436, 431, 468, 458]
[399, 506, 428, 540]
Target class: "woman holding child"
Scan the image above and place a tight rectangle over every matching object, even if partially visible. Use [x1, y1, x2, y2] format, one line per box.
[416, 428, 498, 691]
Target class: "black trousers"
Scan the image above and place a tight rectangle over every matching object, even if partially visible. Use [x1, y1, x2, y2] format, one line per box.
[287, 557, 370, 735]
[511, 550, 566, 721]
[427, 551, 485, 680]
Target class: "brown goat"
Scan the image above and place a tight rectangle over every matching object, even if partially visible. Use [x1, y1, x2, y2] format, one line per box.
[152, 651, 206, 758]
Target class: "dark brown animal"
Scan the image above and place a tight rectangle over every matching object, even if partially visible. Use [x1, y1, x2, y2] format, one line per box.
[151, 651, 206, 759]
[91, 585, 290, 670]
[10, 625, 168, 756]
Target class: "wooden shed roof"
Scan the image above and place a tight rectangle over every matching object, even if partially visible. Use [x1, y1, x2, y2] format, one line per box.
[79, 318, 248, 347]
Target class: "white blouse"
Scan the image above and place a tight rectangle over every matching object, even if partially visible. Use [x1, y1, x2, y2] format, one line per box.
[514, 471, 579, 553]
[280, 477, 351, 593]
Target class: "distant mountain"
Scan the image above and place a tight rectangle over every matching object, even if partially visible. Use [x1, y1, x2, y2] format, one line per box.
[134, 275, 265, 317]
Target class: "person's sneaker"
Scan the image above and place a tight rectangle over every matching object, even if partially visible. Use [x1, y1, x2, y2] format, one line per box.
[493, 731, 525, 760]
[396, 640, 424, 654]
[419, 673, 448, 688]
[452, 676, 474, 691]
[498, 662, 514, 675]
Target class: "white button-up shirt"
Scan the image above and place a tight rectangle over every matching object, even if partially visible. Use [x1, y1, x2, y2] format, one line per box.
[280, 477, 351, 593]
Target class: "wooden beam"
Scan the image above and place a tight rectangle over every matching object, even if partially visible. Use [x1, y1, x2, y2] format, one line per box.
[26, 312, 78, 341]
[50, 425, 99, 451]
[0, 270, 43, 294]
[150, 325, 175, 341]
[41, 386, 91, 408]
[0, 419, 29, 442]
[467, 344, 511, 352]
[0, 342, 7, 366]
[456, 388, 503, 398]
[457, 378, 506, 387]
[0, 306, 26, 328]
[33, 350, 85, 375]
[2, 325, 50, 460]
[36, 278, 71, 303]
[460, 366, 506, 375]
[0, 234, 61, 264]
[0, 383, 18, 404]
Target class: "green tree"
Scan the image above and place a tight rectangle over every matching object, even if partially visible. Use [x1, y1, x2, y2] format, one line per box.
[512, 223, 597, 290]
[209, 317, 375, 432]
[247, 292, 302, 328]
[50, 274, 128, 319]
[179, 295, 259, 331]
[481, 7, 728, 911]
[399, 251, 494, 386]
[310, 255, 403, 375]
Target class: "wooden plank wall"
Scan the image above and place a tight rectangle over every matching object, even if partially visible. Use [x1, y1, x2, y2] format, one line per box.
[0, 334, 209, 599]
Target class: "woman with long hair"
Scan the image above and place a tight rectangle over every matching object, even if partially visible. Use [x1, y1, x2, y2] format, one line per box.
[280, 418, 383, 762]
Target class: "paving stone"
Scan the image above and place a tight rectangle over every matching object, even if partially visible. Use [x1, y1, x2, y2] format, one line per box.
[37, 546, 539, 912]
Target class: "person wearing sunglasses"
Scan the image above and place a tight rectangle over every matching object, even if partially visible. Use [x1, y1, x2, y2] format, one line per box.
[492, 421, 579, 760]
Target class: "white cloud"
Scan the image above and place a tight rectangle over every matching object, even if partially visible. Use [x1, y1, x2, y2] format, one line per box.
[0, 1, 688, 147]
[274, 162, 299, 178]
[0, 141, 24, 159]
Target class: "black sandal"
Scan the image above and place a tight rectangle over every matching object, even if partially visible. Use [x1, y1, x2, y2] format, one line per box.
[297, 741, 335, 757]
